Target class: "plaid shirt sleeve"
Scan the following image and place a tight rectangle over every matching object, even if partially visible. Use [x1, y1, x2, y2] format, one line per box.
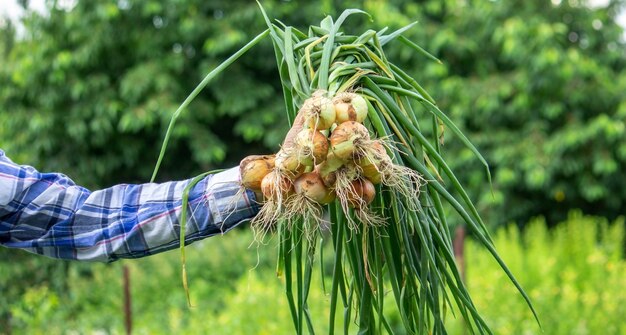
[0, 149, 260, 262]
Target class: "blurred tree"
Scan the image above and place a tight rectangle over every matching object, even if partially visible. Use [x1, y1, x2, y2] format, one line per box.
[0, 1, 287, 187]
[1, 0, 624, 221]
[406, 0, 626, 225]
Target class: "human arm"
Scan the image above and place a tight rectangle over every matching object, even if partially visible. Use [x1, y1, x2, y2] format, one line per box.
[0, 149, 259, 262]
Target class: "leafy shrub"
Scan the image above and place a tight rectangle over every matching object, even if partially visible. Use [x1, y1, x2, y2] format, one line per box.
[447, 212, 626, 335]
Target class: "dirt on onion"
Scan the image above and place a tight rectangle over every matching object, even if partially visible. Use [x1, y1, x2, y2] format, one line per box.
[294, 129, 329, 166]
[303, 91, 336, 131]
[333, 92, 368, 123]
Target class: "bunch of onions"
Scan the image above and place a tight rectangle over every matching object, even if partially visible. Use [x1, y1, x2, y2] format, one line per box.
[237, 91, 335, 237]
[239, 89, 420, 236]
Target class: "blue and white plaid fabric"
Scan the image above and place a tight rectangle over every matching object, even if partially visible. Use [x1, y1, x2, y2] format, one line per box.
[0, 149, 259, 262]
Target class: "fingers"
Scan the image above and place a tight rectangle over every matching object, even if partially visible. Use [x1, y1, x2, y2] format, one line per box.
[282, 108, 306, 150]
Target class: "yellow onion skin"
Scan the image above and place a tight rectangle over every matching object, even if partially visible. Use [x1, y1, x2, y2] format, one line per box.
[261, 171, 293, 200]
[354, 140, 386, 165]
[295, 129, 329, 166]
[319, 189, 337, 204]
[329, 121, 370, 161]
[354, 141, 388, 185]
[359, 163, 382, 185]
[294, 172, 336, 204]
[346, 178, 376, 208]
[239, 155, 275, 191]
[275, 150, 306, 178]
[305, 96, 336, 131]
[333, 93, 368, 124]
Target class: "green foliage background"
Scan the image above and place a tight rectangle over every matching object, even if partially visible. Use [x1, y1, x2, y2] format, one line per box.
[1, 0, 626, 333]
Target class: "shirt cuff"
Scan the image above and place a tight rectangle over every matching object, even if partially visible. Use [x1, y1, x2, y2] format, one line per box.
[203, 167, 260, 232]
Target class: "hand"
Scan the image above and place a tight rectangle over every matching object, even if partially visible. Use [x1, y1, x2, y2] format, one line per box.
[240, 108, 305, 203]
[281, 111, 306, 152]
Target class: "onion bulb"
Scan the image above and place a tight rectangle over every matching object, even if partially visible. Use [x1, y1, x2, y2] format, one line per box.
[261, 170, 293, 201]
[359, 163, 382, 185]
[294, 129, 329, 166]
[355, 141, 388, 185]
[346, 178, 376, 208]
[333, 92, 368, 123]
[329, 121, 370, 161]
[294, 172, 336, 204]
[275, 150, 306, 178]
[303, 94, 336, 131]
[240, 154, 275, 191]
